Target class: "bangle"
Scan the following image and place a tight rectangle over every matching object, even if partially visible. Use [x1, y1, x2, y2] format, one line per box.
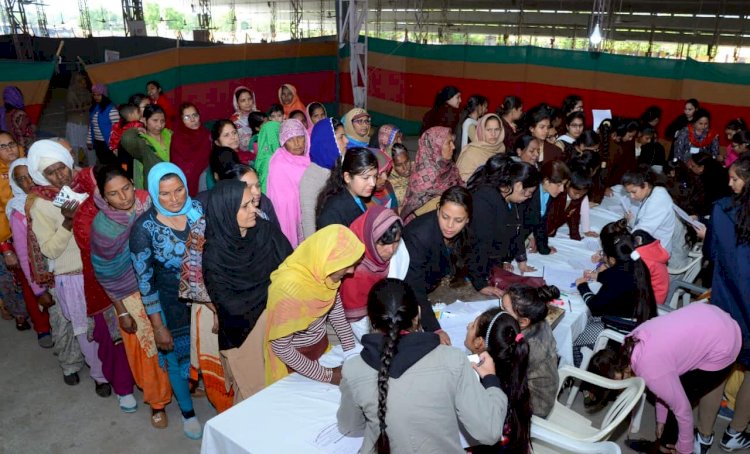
[118, 312, 131, 319]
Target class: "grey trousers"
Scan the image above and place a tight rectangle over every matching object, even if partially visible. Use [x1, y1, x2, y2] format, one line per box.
[48, 303, 84, 375]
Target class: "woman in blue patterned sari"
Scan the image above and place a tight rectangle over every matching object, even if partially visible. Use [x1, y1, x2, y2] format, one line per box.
[129, 162, 204, 439]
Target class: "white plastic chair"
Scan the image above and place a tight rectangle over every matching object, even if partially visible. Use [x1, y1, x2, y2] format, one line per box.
[666, 250, 702, 308]
[567, 329, 649, 434]
[566, 329, 627, 408]
[533, 365, 645, 444]
[532, 424, 621, 454]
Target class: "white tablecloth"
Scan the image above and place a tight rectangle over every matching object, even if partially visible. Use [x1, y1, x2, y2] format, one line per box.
[202, 297, 587, 454]
[202, 204, 628, 454]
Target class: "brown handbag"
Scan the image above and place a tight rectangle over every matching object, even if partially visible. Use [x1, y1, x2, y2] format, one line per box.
[488, 266, 547, 291]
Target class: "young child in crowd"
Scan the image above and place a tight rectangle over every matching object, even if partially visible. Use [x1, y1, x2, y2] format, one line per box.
[547, 168, 595, 241]
[108, 103, 141, 153]
[267, 103, 284, 122]
[465, 284, 560, 418]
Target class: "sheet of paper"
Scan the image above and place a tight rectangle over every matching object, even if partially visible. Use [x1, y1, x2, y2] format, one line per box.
[567, 257, 596, 272]
[592, 109, 612, 131]
[619, 195, 631, 215]
[543, 267, 583, 293]
[672, 203, 705, 229]
[583, 236, 601, 252]
[310, 423, 363, 454]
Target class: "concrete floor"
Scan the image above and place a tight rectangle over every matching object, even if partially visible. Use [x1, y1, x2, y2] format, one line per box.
[0, 317, 215, 454]
[0, 87, 740, 454]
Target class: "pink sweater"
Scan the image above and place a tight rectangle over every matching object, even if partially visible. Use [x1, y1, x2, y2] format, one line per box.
[630, 303, 741, 454]
[10, 210, 46, 296]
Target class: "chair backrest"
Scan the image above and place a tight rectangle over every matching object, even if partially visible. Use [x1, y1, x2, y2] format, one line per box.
[680, 253, 703, 283]
[668, 253, 702, 279]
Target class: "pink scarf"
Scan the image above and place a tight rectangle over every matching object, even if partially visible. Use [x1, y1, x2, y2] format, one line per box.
[266, 119, 311, 248]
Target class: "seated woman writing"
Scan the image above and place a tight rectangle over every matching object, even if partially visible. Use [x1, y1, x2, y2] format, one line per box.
[572, 219, 657, 366]
[338, 278, 507, 453]
[263, 225, 364, 386]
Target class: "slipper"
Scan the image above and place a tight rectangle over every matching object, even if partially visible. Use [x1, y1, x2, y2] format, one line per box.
[151, 409, 168, 429]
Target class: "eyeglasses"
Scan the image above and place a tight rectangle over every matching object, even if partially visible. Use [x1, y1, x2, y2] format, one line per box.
[182, 113, 200, 121]
[353, 118, 371, 126]
[0, 141, 17, 151]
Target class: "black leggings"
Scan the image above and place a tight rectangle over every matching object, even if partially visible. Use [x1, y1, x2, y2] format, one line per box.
[660, 365, 733, 446]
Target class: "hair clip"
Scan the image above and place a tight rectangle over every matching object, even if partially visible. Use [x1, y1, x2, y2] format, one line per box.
[485, 311, 508, 347]
[515, 333, 524, 343]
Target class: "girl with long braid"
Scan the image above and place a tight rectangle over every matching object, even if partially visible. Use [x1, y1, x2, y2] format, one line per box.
[337, 278, 507, 453]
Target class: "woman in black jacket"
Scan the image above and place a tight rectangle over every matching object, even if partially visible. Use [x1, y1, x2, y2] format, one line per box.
[467, 156, 540, 291]
[402, 186, 473, 346]
[316, 147, 378, 229]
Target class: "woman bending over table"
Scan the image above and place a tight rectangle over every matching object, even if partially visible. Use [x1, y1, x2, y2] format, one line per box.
[402, 186, 473, 346]
[466, 284, 560, 419]
[338, 278, 507, 454]
[263, 225, 363, 385]
[591, 303, 740, 454]
[467, 156, 539, 291]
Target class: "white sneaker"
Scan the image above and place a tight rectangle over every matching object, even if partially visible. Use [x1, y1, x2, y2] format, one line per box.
[720, 428, 750, 452]
[117, 394, 137, 413]
[694, 431, 713, 454]
[182, 416, 203, 440]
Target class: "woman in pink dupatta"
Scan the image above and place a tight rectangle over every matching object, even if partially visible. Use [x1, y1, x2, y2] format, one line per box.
[266, 119, 311, 248]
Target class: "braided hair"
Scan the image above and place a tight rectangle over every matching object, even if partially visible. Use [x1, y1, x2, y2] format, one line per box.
[367, 278, 420, 454]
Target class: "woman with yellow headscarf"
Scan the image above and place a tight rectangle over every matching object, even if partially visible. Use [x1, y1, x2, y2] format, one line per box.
[264, 225, 364, 385]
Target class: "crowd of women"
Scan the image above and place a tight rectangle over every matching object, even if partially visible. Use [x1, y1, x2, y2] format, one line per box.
[1, 76, 749, 454]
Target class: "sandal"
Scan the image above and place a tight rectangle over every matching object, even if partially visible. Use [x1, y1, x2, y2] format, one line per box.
[151, 409, 168, 429]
